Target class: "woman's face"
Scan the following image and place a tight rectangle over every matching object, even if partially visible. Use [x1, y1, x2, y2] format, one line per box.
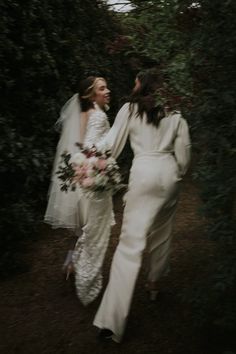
[93, 79, 110, 108]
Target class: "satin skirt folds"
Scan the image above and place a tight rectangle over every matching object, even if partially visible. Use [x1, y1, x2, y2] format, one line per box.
[131, 153, 181, 283]
[93, 152, 181, 342]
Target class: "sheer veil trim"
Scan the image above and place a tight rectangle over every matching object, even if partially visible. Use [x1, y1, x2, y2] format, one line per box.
[44, 93, 82, 229]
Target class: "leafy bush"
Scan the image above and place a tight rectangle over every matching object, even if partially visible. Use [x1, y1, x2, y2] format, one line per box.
[0, 0, 134, 276]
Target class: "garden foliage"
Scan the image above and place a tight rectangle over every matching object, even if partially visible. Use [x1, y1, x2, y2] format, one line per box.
[0, 0, 134, 274]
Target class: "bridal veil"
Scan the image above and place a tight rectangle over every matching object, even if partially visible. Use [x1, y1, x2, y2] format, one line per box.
[44, 94, 82, 229]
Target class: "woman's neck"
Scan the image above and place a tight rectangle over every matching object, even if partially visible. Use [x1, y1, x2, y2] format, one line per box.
[94, 102, 104, 110]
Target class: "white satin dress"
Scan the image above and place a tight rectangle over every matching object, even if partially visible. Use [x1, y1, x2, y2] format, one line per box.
[72, 104, 115, 306]
[93, 103, 191, 342]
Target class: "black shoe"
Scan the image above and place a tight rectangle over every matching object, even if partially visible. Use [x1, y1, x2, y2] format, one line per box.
[98, 328, 113, 341]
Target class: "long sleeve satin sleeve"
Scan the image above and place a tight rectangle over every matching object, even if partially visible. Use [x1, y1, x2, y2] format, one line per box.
[97, 103, 130, 159]
[174, 117, 191, 176]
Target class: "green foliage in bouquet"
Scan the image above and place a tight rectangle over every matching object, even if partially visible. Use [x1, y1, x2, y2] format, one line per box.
[57, 147, 124, 198]
[56, 152, 76, 193]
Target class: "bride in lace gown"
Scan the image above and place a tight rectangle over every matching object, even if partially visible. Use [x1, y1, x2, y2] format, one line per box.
[44, 76, 113, 305]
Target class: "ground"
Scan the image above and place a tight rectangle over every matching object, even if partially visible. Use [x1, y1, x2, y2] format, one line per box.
[0, 177, 226, 354]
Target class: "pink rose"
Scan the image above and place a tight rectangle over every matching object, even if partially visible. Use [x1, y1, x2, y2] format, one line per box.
[74, 166, 82, 175]
[81, 165, 89, 176]
[82, 177, 94, 188]
[73, 166, 85, 180]
[97, 158, 107, 170]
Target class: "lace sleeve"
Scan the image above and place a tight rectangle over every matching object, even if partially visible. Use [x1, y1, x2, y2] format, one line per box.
[83, 109, 110, 148]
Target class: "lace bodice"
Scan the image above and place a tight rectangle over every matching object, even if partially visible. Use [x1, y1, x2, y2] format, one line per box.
[83, 104, 110, 148]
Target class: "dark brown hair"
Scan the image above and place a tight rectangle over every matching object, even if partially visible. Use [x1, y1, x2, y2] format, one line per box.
[129, 70, 165, 127]
[78, 76, 105, 112]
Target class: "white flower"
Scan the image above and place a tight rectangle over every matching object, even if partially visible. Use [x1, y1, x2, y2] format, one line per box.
[70, 152, 86, 166]
[88, 156, 98, 165]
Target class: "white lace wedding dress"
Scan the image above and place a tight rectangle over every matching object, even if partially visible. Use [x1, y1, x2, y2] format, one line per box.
[72, 104, 114, 306]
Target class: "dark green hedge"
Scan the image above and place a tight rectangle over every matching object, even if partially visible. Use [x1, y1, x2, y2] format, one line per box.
[0, 0, 135, 275]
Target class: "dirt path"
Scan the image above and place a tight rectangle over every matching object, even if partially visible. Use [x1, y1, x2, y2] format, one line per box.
[0, 177, 217, 354]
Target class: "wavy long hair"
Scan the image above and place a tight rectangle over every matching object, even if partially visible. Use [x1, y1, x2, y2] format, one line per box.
[128, 70, 165, 127]
[78, 76, 105, 112]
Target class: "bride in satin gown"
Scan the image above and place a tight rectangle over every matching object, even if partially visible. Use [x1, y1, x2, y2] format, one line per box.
[93, 70, 191, 342]
[44, 76, 114, 306]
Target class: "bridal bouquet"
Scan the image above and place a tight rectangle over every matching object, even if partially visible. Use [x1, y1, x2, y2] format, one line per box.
[57, 146, 123, 198]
